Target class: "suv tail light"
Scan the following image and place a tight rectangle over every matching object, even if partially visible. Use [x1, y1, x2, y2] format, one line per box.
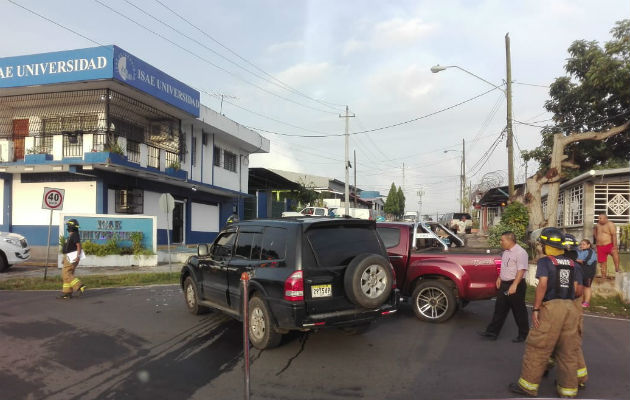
[494, 258, 502, 275]
[284, 270, 304, 301]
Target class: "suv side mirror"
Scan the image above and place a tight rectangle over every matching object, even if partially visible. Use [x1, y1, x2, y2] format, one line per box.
[198, 244, 209, 257]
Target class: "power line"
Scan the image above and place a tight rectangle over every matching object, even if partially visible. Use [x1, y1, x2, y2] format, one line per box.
[123, 0, 344, 113]
[153, 0, 345, 110]
[93, 0, 339, 115]
[246, 86, 501, 138]
[8, 0, 104, 46]
[513, 80, 550, 88]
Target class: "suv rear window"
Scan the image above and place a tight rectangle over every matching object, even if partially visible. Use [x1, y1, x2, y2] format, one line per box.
[376, 227, 400, 249]
[307, 225, 383, 266]
[261, 227, 287, 260]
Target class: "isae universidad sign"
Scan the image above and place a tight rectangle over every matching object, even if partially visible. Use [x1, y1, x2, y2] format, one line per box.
[0, 45, 200, 117]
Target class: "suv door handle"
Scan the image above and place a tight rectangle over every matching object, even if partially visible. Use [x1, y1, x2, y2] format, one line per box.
[388, 255, 403, 259]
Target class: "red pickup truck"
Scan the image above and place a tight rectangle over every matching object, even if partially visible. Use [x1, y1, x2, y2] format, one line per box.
[376, 221, 502, 323]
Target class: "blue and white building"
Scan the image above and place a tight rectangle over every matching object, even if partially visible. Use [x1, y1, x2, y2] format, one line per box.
[0, 46, 269, 256]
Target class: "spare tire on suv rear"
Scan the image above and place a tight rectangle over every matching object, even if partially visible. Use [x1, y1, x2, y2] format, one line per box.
[344, 253, 393, 309]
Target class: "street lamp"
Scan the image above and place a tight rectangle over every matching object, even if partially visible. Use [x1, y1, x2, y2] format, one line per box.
[444, 139, 466, 213]
[431, 33, 514, 197]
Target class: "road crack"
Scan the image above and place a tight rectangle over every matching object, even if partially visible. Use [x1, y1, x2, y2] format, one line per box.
[275, 332, 309, 376]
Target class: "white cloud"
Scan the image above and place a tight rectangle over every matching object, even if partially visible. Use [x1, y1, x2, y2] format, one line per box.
[374, 18, 437, 43]
[343, 17, 437, 55]
[267, 40, 305, 54]
[366, 65, 434, 101]
[274, 62, 334, 87]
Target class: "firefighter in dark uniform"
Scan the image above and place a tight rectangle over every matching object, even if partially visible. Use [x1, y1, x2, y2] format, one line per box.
[509, 227, 583, 398]
[58, 219, 86, 299]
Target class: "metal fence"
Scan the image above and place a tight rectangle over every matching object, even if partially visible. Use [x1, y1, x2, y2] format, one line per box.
[147, 146, 160, 168]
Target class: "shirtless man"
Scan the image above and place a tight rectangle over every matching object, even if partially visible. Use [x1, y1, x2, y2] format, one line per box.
[593, 213, 620, 279]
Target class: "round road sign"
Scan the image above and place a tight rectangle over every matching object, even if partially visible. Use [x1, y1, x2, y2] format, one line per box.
[42, 188, 65, 210]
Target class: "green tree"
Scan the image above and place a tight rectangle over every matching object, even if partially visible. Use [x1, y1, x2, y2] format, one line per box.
[294, 179, 320, 209]
[384, 183, 399, 217]
[520, 20, 630, 228]
[397, 186, 406, 218]
[488, 202, 530, 248]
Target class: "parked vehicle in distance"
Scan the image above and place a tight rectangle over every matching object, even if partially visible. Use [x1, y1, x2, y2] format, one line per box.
[180, 218, 399, 349]
[332, 207, 377, 220]
[376, 221, 501, 323]
[281, 206, 332, 217]
[402, 211, 418, 222]
[439, 212, 473, 234]
[0, 232, 31, 272]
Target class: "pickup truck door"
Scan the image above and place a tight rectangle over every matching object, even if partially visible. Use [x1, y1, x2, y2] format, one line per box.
[375, 226, 409, 289]
[200, 231, 236, 307]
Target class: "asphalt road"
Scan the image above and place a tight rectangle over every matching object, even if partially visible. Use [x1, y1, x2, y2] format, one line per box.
[1, 285, 628, 400]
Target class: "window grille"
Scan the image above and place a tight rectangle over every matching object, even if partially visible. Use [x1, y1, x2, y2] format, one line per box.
[165, 151, 178, 168]
[556, 192, 565, 227]
[594, 183, 630, 225]
[63, 132, 83, 158]
[224, 150, 237, 172]
[566, 185, 584, 226]
[115, 188, 144, 214]
[127, 140, 140, 164]
[147, 146, 160, 169]
[213, 146, 221, 167]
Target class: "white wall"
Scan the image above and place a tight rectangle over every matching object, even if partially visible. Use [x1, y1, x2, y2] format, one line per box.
[0, 178, 4, 225]
[212, 139, 246, 193]
[191, 202, 219, 232]
[13, 176, 96, 225]
[143, 190, 169, 229]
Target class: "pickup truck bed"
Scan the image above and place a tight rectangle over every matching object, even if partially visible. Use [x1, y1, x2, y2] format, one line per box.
[377, 222, 501, 322]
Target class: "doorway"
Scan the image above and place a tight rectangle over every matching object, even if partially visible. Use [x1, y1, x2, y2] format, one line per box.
[12, 119, 29, 161]
[172, 201, 185, 244]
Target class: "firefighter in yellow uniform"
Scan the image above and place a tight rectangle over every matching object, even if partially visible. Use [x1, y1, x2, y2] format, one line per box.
[509, 227, 583, 398]
[57, 219, 86, 299]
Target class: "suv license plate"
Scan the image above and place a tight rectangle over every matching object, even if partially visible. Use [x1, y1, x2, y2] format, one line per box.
[311, 284, 332, 298]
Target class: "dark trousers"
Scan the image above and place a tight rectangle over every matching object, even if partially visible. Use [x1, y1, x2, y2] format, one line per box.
[486, 280, 529, 338]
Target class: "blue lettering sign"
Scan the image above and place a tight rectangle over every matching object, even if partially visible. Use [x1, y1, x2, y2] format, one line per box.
[112, 46, 200, 117]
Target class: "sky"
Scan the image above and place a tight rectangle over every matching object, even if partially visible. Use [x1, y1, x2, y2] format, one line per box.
[0, 0, 626, 216]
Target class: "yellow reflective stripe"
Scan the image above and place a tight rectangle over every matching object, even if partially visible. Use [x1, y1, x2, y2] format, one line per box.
[63, 283, 72, 288]
[518, 377, 538, 391]
[577, 367, 587, 378]
[550, 237, 561, 242]
[540, 235, 548, 240]
[70, 278, 80, 286]
[557, 384, 578, 397]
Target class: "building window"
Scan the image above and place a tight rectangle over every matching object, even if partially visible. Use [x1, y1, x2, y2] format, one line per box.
[594, 183, 630, 224]
[566, 185, 584, 226]
[191, 136, 197, 167]
[224, 150, 237, 172]
[127, 140, 140, 164]
[213, 146, 221, 167]
[147, 146, 160, 169]
[556, 192, 565, 227]
[115, 188, 143, 214]
[165, 151, 178, 169]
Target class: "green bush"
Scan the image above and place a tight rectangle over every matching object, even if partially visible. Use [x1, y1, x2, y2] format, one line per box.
[59, 233, 154, 256]
[488, 202, 529, 248]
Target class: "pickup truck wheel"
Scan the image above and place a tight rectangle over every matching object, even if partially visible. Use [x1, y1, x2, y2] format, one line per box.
[411, 280, 457, 323]
[184, 276, 209, 315]
[249, 296, 282, 350]
[344, 253, 393, 309]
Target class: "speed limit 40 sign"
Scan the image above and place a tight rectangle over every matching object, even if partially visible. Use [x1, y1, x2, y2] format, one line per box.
[42, 187, 65, 210]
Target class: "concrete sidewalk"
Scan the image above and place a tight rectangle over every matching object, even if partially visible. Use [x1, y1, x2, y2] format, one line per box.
[0, 261, 184, 281]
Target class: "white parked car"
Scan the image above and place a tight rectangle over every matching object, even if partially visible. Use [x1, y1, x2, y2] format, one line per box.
[281, 207, 331, 217]
[0, 232, 31, 272]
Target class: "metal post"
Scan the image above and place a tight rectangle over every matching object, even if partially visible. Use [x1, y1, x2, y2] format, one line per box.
[353, 150, 357, 209]
[241, 272, 251, 400]
[340, 106, 355, 216]
[462, 138, 466, 213]
[166, 208, 171, 273]
[506, 33, 514, 197]
[43, 209, 53, 280]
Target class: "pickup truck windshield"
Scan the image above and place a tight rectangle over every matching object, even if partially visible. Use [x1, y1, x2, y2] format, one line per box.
[307, 226, 382, 266]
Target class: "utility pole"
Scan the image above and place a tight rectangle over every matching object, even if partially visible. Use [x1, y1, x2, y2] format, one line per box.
[353, 150, 357, 208]
[340, 105, 355, 216]
[402, 162, 406, 212]
[461, 138, 466, 213]
[505, 33, 514, 197]
[417, 187, 425, 219]
[217, 93, 238, 115]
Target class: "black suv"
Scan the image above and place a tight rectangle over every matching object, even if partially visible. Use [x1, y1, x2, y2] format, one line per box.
[180, 217, 399, 349]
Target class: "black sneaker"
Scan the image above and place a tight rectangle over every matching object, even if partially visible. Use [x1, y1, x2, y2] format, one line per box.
[478, 331, 497, 340]
[56, 293, 72, 300]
